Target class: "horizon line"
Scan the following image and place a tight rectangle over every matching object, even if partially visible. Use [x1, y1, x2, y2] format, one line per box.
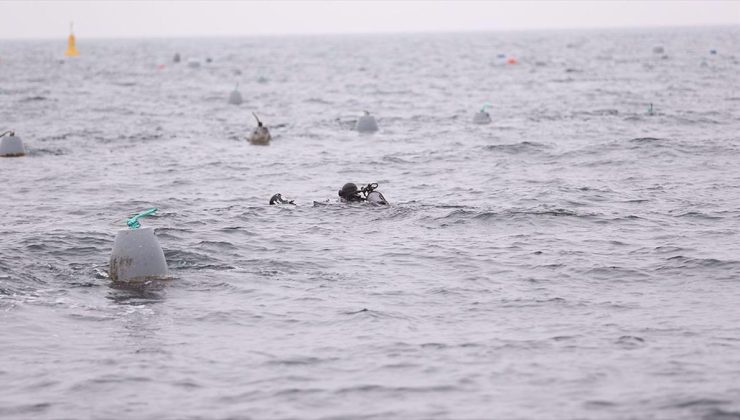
[1, 22, 737, 42]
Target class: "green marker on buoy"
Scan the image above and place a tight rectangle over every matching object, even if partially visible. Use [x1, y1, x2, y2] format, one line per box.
[126, 208, 158, 229]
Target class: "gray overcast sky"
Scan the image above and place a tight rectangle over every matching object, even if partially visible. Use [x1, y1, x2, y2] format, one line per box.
[0, 0, 738, 39]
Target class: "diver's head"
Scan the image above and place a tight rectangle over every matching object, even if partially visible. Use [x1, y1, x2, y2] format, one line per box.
[338, 183, 362, 202]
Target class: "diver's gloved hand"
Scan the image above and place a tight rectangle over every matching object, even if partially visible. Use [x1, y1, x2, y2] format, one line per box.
[269, 193, 295, 205]
[360, 183, 378, 194]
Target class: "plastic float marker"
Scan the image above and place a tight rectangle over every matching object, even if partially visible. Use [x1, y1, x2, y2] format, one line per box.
[229, 83, 243, 105]
[472, 103, 493, 125]
[0, 130, 26, 157]
[248, 113, 271, 145]
[109, 208, 169, 282]
[355, 111, 379, 133]
[65, 22, 80, 57]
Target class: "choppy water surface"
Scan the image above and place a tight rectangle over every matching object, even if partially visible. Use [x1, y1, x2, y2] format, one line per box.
[2, 27, 740, 419]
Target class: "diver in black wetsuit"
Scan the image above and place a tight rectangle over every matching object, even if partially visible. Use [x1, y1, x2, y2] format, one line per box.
[269, 183, 387, 205]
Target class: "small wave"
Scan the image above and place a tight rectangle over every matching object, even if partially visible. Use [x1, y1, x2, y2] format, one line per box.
[630, 136, 665, 143]
[304, 97, 331, 104]
[580, 109, 620, 116]
[671, 211, 723, 220]
[334, 384, 458, 395]
[483, 141, 550, 154]
[660, 256, 740, 270]
[616, 335, 646, 348]
[433, 206, 590, 226]
[19, 96, 50, 102]
[163, 249, 227, 270]
[701, 408, 740, 420]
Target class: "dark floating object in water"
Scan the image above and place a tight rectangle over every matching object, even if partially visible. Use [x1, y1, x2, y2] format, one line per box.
[173, 53, 181, 63]
[0, 130, 25, 157]
[652, 46, 664, 54]
[269, 193, 295, 205]
[710, 49, 717, 55]
[338, 182, 389, 205]
[647, 103, 655, 116]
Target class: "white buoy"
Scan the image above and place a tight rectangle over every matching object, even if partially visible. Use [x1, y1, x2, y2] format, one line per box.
[472, 111, 492, 125]
[473, 103, 493, 125]
[228, 83, 243, 105]
[109, 209, 168, 282]
[0, 131, 25, 157]
[187, 58, 201, 68]
[248, 113, 271, 145]
[355, 111, 378, 133]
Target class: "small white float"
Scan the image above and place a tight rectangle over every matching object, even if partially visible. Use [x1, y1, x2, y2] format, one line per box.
[355, 111, 379, 133]
[0, 131, 26, 157]
[248, 113, 271, 145]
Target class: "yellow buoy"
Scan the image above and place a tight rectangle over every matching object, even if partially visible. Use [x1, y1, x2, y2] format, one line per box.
[65, 22, 79, 57]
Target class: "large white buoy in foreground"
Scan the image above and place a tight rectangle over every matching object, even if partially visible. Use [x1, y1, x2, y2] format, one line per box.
[355, 111, 378, 133]
[248, 113, 271, 145]
[228, 83, 243, 105]
[0, 131, 25, 157]
[472, 103, 492, 125]
[109, 208, 168, 282]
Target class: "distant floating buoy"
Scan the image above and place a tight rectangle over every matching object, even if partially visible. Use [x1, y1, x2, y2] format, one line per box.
[206, 57, 213, 63]
[647, 103, 655, 116]
[473, 103, 492, 124]
[64, 22, 80, 57]
[187, 58, 201, 68]
[355, 111, 379, 133]
[0, 130, 25, 157]
[248, 113, 271, 145]
[710, 49, 717, 55]
[109, 208, 168, 282]
[173, 53, 181, 63]
[228, 83, 243, 105]
[652, 46, 664, 54]
[507, 57, 518, 65]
